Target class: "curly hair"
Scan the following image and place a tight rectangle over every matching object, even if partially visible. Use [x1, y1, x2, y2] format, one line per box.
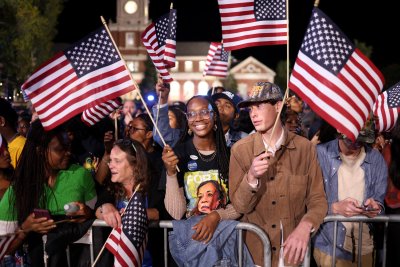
[105, 139, 150, 200]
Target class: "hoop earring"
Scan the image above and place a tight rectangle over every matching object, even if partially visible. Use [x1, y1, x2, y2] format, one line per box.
[188, 129, 192, 135]
[213, 124, 217, 131]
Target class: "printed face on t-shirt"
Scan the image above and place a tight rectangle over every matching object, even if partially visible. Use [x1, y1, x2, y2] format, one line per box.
[197, 181, 220, 214]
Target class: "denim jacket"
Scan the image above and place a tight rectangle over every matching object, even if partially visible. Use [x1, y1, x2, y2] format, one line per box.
[152, 104, 184, 148]
[169, 216, 254, 267]
[313, 139, 388, 260]
[226, 129, 248, 148]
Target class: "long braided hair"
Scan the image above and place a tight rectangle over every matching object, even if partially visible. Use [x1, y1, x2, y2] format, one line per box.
[186, 95, 230, 185]
[11, 120, 66, 224]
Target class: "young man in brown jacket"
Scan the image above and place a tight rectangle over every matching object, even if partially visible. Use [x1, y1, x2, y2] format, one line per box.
[229, 82, 328, 267]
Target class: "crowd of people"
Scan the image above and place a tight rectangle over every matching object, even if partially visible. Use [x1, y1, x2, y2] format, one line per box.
[0, 76, 399, 267]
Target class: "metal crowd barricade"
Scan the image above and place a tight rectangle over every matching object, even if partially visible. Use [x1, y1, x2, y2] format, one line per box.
[68, 215, 400, 267]
[321, 214, 400, 267]
[89, 219, 272, 267]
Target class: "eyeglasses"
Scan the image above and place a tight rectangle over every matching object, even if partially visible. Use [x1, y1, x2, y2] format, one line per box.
[185, 109, 213, 121]
[114, 139, 137, 153]
[128, 126, 147, 134]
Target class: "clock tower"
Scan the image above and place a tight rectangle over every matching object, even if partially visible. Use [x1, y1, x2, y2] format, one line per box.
[108, 0, 149, 83]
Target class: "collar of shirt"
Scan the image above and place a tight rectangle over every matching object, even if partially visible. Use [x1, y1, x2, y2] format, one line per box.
[262, 128, 284, 156]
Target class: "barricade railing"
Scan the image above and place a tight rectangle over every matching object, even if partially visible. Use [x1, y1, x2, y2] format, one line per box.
[71, 214, 400, 267]
[90, 219, 272, 267]
[320, 214, 400, 267]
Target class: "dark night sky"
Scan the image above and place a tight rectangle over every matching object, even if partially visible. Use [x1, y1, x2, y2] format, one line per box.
[55, 0, 400, 72]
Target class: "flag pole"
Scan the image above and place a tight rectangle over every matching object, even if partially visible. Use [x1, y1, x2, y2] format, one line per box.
[114, 117, 118, 140]
[101, 16, 180, 172]
[154, 91, 161, 138]
[154, 0, 171, 139]
[285, 0, 290, 100]
[92, 184, 141, 267]
[264, 0, 290, 151]
[101, 16, 164, 142]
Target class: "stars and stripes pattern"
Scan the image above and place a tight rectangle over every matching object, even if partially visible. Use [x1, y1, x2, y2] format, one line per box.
[81, 98, 122, 126]
[217, 0, 288, 51]
[0, 234, 16, 261]
[373, 82, 400, 132]
[387, 82, 400, 108]
[164, 10, 177, 68]
[141, 9, 177, 83]
[21, 26, 135, 131]
[105, 192, 148, 267]
[289, 8, 384, 141]
[203, 42, 230, 77]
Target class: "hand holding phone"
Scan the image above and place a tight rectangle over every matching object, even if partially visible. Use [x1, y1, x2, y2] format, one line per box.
[33, 208, 51, 220]
[357, 206, 378, 212]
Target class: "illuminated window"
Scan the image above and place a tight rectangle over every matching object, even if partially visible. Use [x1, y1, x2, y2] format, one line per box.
[199, 61, 206, 72]
[170, 62, 179, 72]
[126, 61, 139, 72]
[126, 32, 135, 47]
[238, 83, 248, 99]
[184, 61, 193, 72]
[183, 81, 195, 100]
[169, 81, 180, 101]
[198, 81, 209, 95]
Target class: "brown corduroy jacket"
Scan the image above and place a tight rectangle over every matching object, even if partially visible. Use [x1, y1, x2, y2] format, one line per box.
[229, 129, 328, 267]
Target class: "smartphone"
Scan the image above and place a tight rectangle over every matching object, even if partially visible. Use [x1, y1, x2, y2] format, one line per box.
[357, 206, 378, 212]
[33, 208, 51, 219]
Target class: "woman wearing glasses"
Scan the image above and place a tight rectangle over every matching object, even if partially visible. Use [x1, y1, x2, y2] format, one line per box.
[162, 95, 240, 243]
[95, 139, 149, 226]
[94, 139, 150, 266]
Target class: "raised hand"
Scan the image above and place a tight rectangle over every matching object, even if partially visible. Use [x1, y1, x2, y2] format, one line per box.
[247, 151, 272, 183]
[162, 145, 179, 176]
[155, 76, 170, 105]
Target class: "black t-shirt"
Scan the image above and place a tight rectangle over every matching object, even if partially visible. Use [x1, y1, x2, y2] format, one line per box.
[174, 139, 228, 214]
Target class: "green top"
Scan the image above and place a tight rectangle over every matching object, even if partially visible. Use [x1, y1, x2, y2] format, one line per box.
[0, 164, 97, 235]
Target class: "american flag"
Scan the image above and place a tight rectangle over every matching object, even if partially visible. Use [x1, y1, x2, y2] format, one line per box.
[105, 192, 148, 267]
[288, 8, 384, 142]
[141, 9, 177, 83]
[81, 98, 122, 126]
[0, 234, 16, 261]
[387, 82, 400, 108]
[21, 26, 135, 131]
[373, 82, 400, 132]
[203, 42, 230, 78]
[217, 0, 288, 51]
